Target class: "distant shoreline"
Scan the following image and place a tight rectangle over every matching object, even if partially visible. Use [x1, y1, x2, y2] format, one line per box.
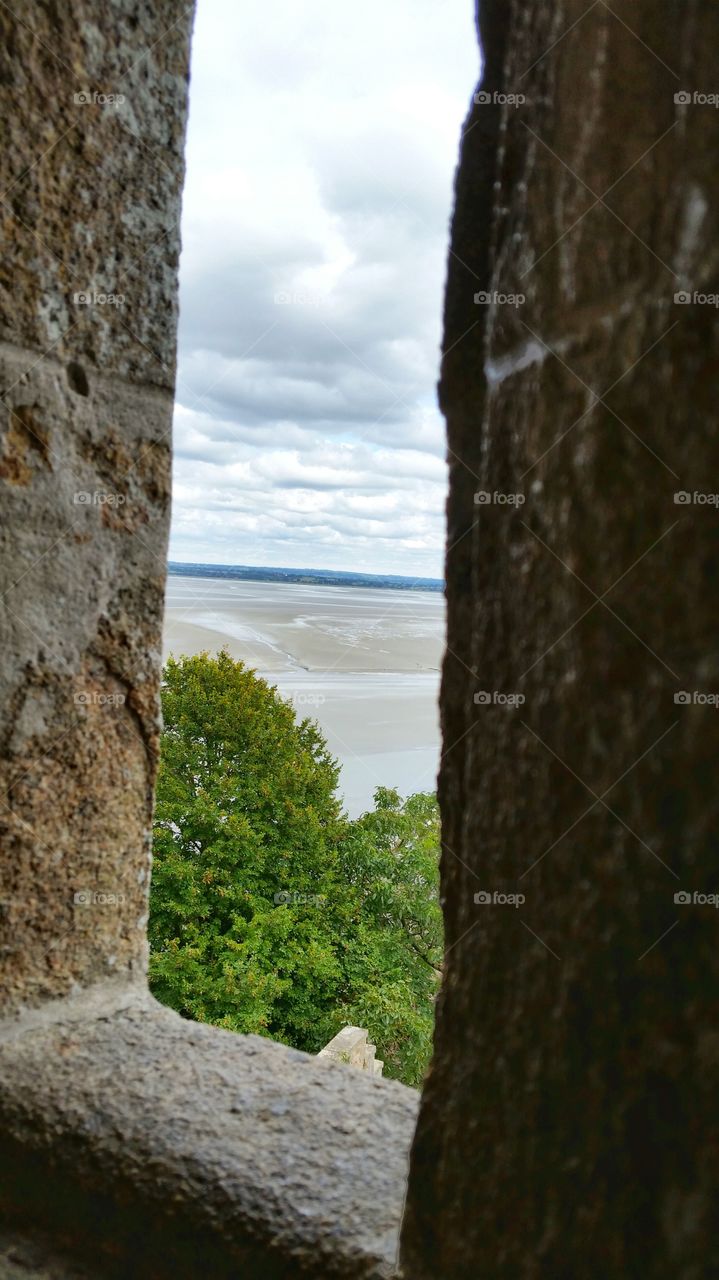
[167, 561, 444, 594]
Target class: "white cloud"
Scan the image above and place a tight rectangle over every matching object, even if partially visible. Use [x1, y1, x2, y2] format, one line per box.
[170, 0, 479, 576]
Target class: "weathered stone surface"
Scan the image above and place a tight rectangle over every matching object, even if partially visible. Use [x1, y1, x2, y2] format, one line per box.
[0, 345, 173, 1007]
[0, 1, 194, 1010]
[318, 1026, 383, 1074]
[0, 2, 193, 388]
[319, 1025, 370, 1067]
[401, 2, 719, 1277]
[0, 1227, 101, 1279]
[0, 986, 418, 1279]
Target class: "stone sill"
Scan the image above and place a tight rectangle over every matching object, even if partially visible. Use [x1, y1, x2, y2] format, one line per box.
[0, 985, 418, 1279]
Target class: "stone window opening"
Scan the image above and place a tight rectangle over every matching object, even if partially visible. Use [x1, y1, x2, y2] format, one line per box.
[2, 1, 717, 1277]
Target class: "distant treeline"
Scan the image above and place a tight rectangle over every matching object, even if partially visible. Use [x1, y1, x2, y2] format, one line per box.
[168, 561, 444, 593]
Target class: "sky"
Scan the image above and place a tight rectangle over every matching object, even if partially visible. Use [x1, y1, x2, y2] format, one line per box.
[169, 0, 479, 578]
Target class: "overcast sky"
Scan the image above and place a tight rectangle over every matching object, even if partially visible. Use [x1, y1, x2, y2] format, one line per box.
[169, 0, 479, 578]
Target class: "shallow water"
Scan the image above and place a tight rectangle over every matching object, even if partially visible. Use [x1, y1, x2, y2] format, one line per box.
[163, 576, 445, 815]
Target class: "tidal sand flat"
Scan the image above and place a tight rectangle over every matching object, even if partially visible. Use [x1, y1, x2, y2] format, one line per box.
[163, 576, 445, 815]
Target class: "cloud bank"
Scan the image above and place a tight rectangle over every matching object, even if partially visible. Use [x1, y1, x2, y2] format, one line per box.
[170, 0, 479, 576]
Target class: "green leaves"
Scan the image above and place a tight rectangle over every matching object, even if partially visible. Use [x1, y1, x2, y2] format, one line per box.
[148, 651, 442, 1086]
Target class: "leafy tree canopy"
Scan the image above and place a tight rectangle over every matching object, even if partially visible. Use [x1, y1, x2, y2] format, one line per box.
[149, 651, 442, 1085]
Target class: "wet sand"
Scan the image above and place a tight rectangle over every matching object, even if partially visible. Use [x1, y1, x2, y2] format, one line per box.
[163, 576, 445, 815]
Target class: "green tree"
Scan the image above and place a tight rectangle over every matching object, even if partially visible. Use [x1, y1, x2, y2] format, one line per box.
[325, 787, 442, 1086]
[149, 651, 442, 1086]
[148, 651, 345, 1044]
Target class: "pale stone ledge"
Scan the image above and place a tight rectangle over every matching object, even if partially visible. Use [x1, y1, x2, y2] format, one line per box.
[318, 1026, 384, 1076]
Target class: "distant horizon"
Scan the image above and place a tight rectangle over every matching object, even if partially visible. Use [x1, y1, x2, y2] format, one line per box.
[168, 559, 444, 592]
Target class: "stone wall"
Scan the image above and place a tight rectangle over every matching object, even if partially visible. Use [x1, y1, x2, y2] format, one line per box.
[0, 0, 193, 1010]
[401, 2, 719, 1276]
